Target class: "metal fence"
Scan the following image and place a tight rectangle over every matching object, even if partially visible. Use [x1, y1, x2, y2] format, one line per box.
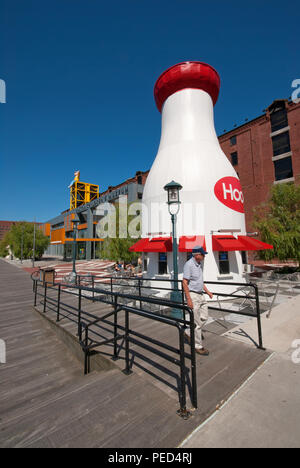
[32, 273, 265, 419]
[76, 274, 265, 350]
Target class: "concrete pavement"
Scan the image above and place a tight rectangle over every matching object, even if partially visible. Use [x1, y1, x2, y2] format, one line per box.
[181, 296, 300, 448]
[224, 295, 300, 353]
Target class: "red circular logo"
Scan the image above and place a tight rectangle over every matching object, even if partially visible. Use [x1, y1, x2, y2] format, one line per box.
[214, 177, 244, 213]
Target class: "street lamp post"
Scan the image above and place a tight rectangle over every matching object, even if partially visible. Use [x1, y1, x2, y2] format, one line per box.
[72, 214, 80, 279]
[20, 224, 24, 264]
[32, 220, 36, 268]
[164, 180, 183, 319]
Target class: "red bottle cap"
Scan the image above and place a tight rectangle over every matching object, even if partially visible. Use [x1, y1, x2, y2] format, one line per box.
[154, 61, 220, 112]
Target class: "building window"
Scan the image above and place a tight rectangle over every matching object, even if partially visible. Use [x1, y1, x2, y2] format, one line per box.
[137, 193, 143, 200]
[231, 152, 238, 166]
[274, 157, 293, 181]
[137, 175, 142, 185]
[143, 254, 148, 272]
[218, 251, 230, 275]
[230, 135, 237, 146]
[241, 251, 248, 265]
[272, 132, 291, 156]
[270, 108, 288, 133]
[158, 253, 168, 275]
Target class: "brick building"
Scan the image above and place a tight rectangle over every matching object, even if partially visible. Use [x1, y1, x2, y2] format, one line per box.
[0, 221, 18, 241]
[219, 99, 300, 231]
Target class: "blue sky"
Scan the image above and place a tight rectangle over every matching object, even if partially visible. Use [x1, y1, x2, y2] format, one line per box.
[0, 0, 298, 222]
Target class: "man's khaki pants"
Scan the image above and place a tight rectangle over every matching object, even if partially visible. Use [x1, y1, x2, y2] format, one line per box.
[185, 292, 209, 349]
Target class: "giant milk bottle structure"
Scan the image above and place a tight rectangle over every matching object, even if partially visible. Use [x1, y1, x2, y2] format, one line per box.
[130, 62, 271, 294]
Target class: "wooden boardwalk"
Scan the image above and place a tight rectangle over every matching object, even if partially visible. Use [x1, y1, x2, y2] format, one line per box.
[0, 260, 270, 448]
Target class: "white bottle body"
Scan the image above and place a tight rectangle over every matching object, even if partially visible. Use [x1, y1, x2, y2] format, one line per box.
[142, 88, 247, 291]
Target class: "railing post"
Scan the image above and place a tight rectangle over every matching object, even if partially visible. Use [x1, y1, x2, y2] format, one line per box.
[78, 288, 82, 337]
[92, 276, 95, 302]
[56, 284, 61, 322]
[177, 326, 191, 419]
[43, 282, 47, 313]
[34, 280, 38, 307]
[181, 283, 185, 306]
[123, 310, 132, 375]
[187, 308, 197, 409]
[110, 277, 113, 304]
[113, 295, 118, 361]
[84, 326, 90, 375]
[253, 284, 265, 350]
[138, 278, 142, 309]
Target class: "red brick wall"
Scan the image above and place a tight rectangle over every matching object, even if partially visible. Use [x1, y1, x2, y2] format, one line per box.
[289, 103, 300, 179]
[219, 101, 300, 233]
[0, 221, 18, 241]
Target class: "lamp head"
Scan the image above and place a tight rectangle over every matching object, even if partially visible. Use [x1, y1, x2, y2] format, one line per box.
[164, 180, 183, 205]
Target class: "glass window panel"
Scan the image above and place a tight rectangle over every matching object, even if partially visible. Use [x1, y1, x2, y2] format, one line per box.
[270, 109, 288, 133]
[158, 252, 167, 275]
[230, 135, 237, 146]
[274, 157, 293, 181]
[219, 251, 230, 275]
[231, 152, 238, 166]
[241, 251, 248, 265]
[272, 132, 291, 156]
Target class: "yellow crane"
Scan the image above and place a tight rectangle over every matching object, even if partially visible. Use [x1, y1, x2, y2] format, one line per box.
[69, 171, 99, 210]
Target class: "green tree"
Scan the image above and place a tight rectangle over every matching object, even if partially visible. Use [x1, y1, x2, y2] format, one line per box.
[0, 222, 50, 260]
[97, 202, 141, 263]
[0, 233, 10, 257]
[253, 182, 300, 266]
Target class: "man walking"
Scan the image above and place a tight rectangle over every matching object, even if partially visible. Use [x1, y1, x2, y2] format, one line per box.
[183, 246, 213, 356]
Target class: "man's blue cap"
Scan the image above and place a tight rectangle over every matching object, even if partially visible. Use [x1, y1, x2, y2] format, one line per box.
[192, 246, 208, 256]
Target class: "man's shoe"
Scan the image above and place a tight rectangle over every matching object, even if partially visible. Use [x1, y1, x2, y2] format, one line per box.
[195, 347, 209, 356]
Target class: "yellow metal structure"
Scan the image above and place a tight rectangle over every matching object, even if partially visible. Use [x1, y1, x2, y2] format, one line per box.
[69, 171, 99, 210]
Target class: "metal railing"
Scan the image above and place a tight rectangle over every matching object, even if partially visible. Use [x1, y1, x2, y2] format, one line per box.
[31, 273, 265, 418]
[76, 274, 265, 350]
[32, 276, 197, 419]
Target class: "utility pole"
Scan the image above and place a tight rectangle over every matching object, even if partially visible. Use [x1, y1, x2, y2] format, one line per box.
[32, 220, 36, 268]
[20, 224, 24, 264]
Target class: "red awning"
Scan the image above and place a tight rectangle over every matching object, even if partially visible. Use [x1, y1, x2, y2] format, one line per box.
[130, 235, 273, 253]
[179, 236, 206, 252]
[129, 238, 150, 252]
[238, 236, 273, 251]
[212, 235, 247, 252]
[129, 237, 172, 253]
[144, 237, 173, 252]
